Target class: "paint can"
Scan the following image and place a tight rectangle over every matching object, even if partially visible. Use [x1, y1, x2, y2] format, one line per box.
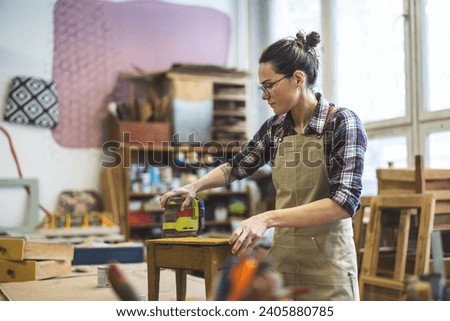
[97, 265, 111, 288]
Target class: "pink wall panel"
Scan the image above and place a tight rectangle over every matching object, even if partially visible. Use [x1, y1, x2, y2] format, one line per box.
[52, 0, 230, 148]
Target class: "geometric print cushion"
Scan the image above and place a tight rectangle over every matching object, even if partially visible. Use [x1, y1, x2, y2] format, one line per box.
[4, 76, 59, 129]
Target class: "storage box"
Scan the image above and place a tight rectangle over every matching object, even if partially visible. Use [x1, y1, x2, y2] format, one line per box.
[110, 116, 170, 147]
[72, 243, 144, 265]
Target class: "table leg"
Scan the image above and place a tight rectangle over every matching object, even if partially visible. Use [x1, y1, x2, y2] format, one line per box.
[203, 249, 219, 301]
[175, 269, 187, 301]
[147, 244, 160, 301]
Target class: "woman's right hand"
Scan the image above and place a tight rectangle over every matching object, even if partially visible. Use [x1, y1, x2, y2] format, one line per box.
[159, 184, 197, 210]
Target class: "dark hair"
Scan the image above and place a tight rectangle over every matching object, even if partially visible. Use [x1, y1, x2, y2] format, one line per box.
[259, 30, 321, 89]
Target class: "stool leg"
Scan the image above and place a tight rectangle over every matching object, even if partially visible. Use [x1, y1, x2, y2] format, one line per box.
[203, 249, 219, 301]
[175, 270, 187, 301]
[147, 244, 160, 301]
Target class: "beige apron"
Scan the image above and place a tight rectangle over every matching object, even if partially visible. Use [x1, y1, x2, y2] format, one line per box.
[268, 120, 359, 301]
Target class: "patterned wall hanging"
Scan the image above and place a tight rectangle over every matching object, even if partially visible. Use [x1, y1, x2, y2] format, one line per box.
[4, 76, 58, 129]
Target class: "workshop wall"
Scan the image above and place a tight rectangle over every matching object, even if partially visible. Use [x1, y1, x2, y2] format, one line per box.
[0, 0, 241, 228]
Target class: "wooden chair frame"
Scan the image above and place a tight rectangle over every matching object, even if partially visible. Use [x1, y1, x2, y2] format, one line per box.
[359, 193, 436, 300]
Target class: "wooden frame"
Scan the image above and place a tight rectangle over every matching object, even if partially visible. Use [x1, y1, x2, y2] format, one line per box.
[359, 193, 436, 300]
[0, 178, 39, 234]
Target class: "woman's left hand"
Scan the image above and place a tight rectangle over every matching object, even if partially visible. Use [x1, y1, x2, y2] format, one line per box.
[229, 214, 268, 257]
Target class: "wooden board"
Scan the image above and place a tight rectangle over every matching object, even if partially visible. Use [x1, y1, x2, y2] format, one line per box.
[0, 259, 71, 282]
[0, 238, 74, 261]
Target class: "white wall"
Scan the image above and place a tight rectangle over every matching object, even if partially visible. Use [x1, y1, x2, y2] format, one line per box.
[0, 0, 243, 227]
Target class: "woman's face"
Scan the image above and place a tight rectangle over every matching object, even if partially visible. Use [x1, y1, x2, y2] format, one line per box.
[258, 62, 298, 115]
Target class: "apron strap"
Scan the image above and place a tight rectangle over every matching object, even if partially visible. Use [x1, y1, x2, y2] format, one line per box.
[316, 103, 335, 139]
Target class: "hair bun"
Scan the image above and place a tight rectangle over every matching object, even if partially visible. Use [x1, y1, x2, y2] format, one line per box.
[305, 31, 320, 48]
[295, 31, 306, 45]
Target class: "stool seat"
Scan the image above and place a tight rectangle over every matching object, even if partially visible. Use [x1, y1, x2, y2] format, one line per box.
[146, 237, 232, 300]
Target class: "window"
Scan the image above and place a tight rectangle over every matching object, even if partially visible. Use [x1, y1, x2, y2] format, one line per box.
[362, 135, 408, 195]
[335, 0, 405, 124]
[424, 0, 450, 112]
[426, 130, 450, 168]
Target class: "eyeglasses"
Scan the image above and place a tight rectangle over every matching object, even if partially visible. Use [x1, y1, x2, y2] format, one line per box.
[258, 75, 290, 98]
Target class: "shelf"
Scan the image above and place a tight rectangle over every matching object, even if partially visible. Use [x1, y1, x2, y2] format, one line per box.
[112, 69, 251, 241]
[213, 126, 246, 134]
[205, 220, 231, 226]
[213, 93, 247, 101]
[129, 192, 162, 197]
[213, 110, 246, 118]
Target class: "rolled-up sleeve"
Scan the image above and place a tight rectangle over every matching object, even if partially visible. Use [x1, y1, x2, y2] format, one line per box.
[327, 109, 367, 217]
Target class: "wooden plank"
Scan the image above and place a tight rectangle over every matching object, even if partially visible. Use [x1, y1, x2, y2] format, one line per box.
[360, 198, 382, 277]
[424, 169, 450, 180]
[0, 238, 25, 261]
[24, 241, 74, 261]
[393, 210, 412, 281]
[435, 201, 450, 214]
[415, 155, 426, 193]
[426, 181, 450, 190]
[0, 259, 71, 282]
[35, 260, 71, 280]
[360, 275, 405, 290]
[172, 79, 213, 101]
[414, 194, 436, 275]
[101, 168, 120, 225]
[0, 239, 74, 261]
[113, 165, 128, 237]
[353, 196, 372, 269]
[432, 190, 450, 201]
[377, 194, 426, 208]
[376, 169, 415, 182]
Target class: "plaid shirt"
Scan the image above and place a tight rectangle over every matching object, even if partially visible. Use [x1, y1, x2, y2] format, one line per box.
[227, 93, 367, 216]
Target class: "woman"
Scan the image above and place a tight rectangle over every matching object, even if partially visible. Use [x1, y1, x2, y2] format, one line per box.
[160, 30, 367, 300]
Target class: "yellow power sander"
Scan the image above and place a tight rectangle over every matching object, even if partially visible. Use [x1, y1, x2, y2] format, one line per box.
[162, 196, 205, 237]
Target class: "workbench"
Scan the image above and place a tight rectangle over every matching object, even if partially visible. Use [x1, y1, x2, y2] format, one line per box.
[0, 263, 206, 301]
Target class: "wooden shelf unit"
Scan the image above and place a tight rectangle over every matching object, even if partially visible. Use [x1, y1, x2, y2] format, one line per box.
[108, 68, 252, 241]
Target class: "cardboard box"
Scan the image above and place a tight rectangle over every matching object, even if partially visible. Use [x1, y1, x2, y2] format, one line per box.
[110, 116, 170, 147]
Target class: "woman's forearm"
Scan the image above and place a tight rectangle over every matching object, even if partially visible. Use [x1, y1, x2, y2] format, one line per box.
[191, 163, 233, 192]
[261, 198, 350, 229]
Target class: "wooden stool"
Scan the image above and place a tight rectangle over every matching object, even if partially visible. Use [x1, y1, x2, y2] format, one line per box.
[145, 237, 231, 301]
